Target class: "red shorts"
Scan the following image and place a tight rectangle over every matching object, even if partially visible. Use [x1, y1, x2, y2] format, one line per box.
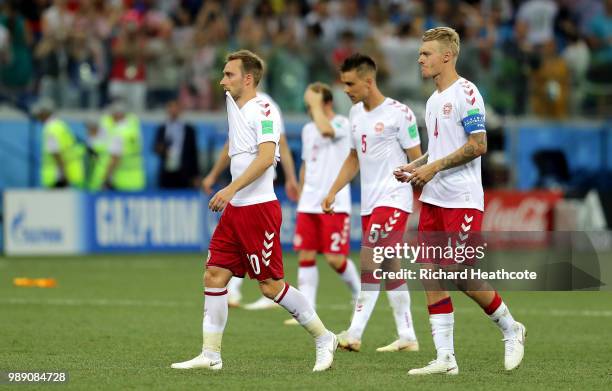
[293, 212, 350, 255]
[207, 200, 283, 281]
[361, 207, 409, 248]
[417, 203, 484, 265]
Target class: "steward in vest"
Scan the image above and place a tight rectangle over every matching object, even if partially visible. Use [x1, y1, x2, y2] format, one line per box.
[99, 100, 145, 191]
[33, 98, 85, 188]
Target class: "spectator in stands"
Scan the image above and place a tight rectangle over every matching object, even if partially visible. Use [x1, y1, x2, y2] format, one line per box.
[515, 0, 559, 48]
[99, 100, 146, 191]
[585, 0, 612, 83]
[108, 10, 150, 112]
[332, 0, 370, 41]
[267, 26, 308, 112]
[380, 21, 424, 102]
[32, 97, 85, 188]
[153, 99, 200, 189]
[424, 0, 456, 30]
[0, 0, 33, 101]
[66, 28, 105, 109]
[303, 22, 335, 86]
[560, 19, 590, 115]
[530, 41, 570, 118]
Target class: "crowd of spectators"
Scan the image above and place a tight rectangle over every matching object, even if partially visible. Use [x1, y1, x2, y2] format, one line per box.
[0, 0, 610, 117]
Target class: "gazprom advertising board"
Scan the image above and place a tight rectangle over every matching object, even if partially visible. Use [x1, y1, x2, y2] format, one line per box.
[87, 192, 207, 253]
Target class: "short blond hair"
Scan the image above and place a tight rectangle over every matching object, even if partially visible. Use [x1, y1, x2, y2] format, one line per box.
[422, 27, 460, 58]
[226, 49, 265, 86]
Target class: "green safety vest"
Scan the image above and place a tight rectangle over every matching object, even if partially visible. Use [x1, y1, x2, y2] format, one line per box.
[87, 135, 110, 191]
[100, 114, 145, 191]
[40, 118, 85, 188]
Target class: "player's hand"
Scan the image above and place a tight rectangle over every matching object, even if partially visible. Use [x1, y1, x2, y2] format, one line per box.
[321, 193, 336, 214]
[405, 163, 439, 187]
[285, 178, 300, 202]
[304, 88, 323, 107]
[393, 163, 415, 183]
[201, 174, 216, 195]
[209, 186, 235, 212]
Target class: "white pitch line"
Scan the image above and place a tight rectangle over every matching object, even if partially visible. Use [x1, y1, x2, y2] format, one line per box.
[1, 298, 611, 317]
[0, 297, 195, 308]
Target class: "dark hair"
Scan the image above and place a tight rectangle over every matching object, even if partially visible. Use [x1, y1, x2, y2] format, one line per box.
[339, 53, 377, 75]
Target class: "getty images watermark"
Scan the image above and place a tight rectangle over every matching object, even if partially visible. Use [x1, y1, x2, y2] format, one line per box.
[371, 242, 537, 281]
[360, 231, 610, 291]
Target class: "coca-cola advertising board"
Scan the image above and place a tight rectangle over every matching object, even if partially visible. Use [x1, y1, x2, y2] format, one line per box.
[409, 190, 563, 232]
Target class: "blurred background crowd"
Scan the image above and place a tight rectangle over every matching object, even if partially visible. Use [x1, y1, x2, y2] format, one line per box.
[0, 0, 610, 118]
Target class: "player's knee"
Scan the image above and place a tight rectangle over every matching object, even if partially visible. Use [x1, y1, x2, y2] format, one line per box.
[325, 254, 344, 270]
[259, 279, 284, 300]
[204, 267, 226, 288]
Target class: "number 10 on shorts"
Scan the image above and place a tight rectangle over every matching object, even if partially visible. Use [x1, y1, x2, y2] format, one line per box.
[247, 253, 270, 275]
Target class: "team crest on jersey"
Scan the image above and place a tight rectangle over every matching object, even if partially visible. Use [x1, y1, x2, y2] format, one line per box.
[442, 103, 453, 118]
[374, 122, 384, 134]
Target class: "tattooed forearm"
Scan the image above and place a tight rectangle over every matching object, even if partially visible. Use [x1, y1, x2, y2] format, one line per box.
[409, 152, 429, 168]
[437, 132, 487, 171]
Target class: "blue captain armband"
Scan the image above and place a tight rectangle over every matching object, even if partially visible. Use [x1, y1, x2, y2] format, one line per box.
[462, 113, 485, 134]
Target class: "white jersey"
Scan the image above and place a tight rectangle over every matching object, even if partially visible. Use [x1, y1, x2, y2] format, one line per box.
[350, 98, 421, 215]
[226, 92, 281, 206]
[298, 114, 351, 214]
[257, 92, 285, 134]
[420, 77, 486, 211]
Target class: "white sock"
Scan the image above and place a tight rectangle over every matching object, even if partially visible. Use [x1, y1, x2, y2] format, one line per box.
[226, 277, 243, 297]
[202, 287, 228, 360]
[298, 262, 318, 308]
[347, 284, 380, 340]
[274, 283, 327, 339]
[386, 283, 417, 341]
[337, 258, 360, 300]
[430, 313, 454, 359]
[488, 301, 516, 338]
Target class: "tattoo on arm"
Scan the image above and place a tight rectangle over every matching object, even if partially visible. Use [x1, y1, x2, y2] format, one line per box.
[439, 132, 487, 171]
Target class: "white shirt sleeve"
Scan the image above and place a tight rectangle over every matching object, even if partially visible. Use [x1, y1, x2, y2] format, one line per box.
[253, 110, 281, 146]
[457, 83, 486, 134]
[396, 105, 421, 149]
[108, 134, 123, 155]
[348, 112, 357, 150]
[332, 116, 349, 140]
[45, 133, 60, 153]
[301, 124, 309, 161]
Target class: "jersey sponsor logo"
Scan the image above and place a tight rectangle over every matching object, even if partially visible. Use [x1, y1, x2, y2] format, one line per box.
[374, 122, 384, 134]
[261, 120, 274, 134]
[462, 113, 485, 133]
[408, 124, 418, 139]
[467, 108, 480, 115]
[442, 102, 453, 118]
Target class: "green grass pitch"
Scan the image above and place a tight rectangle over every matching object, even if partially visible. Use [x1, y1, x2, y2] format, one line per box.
[1, 253, 611, 390]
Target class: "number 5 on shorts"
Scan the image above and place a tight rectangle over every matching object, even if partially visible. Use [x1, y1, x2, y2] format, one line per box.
[368, 223, 381, 244]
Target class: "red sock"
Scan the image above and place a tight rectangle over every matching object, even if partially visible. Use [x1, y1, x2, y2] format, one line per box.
[428, 296, 454, 314]
[299, 259, 316, 268]
[335, 259, 348, 274]
[484, 292, 502, 315]
[361, 271, 378, 284]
